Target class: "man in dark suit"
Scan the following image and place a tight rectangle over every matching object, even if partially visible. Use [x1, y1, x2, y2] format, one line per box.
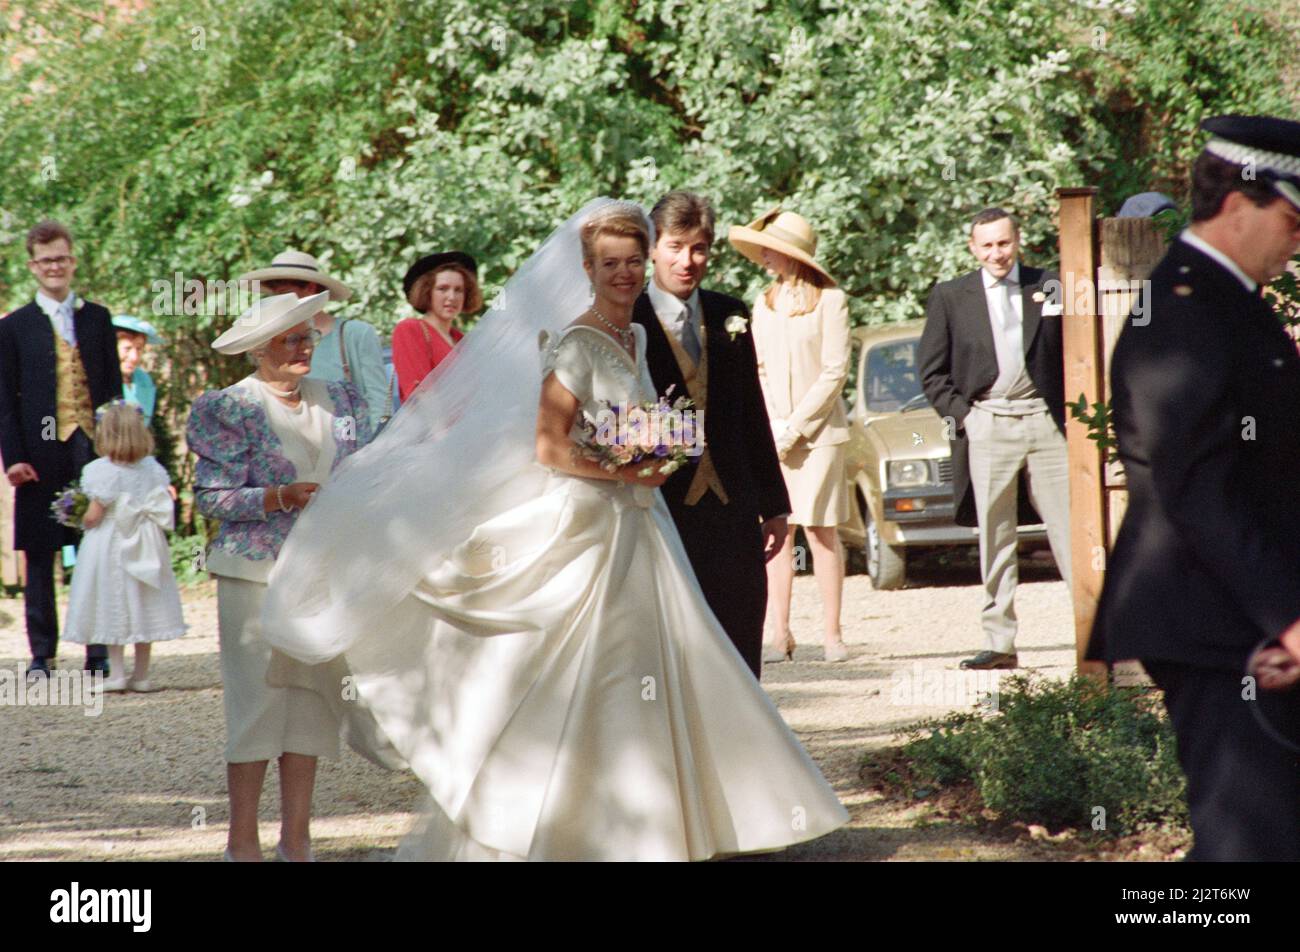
[633, 191, 791, 678]
[0, 220, 123, 677]
[918, 207, 1071, 670]
[1088, 116, 1300, 861]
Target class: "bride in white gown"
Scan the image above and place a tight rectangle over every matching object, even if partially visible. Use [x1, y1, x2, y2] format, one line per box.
[260, 199, 848, 860]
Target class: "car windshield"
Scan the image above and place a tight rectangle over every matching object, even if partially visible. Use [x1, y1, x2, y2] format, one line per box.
[863, 338, 926, 412]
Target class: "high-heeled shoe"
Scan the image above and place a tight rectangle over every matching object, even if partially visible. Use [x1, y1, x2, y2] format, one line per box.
[821, 639, 849, 663]
[276, 842, 316, 863]
[762, 637, 796, 663]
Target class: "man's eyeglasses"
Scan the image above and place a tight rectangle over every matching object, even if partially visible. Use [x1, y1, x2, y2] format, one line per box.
[31, 255, 73, 268]
[281, 329, 323, 349]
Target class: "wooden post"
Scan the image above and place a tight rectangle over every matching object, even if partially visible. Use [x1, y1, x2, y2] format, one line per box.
[1056, 187, 1107, 675]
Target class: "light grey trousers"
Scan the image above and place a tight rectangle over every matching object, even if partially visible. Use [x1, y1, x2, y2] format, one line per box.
[964, 405, 1072, 654]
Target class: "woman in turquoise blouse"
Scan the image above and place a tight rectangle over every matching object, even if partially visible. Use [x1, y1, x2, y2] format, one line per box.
[112, 315, 159, 425]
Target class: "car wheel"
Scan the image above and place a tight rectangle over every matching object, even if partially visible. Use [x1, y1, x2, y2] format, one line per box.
[865, 509, 906, 590]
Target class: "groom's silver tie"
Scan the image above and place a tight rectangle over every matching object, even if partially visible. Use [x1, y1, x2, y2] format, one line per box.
[681, 305, 702, 364]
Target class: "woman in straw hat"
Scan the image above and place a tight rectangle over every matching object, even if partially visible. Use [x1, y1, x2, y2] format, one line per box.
[185, 292, 373, 861]
[240, 250, 391, 433]
[729, 209, 851, 663]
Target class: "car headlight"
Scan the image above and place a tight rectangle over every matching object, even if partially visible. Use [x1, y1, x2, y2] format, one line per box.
[887, 459, 932, 488]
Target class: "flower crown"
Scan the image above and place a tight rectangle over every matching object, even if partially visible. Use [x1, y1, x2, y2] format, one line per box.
[95, 398, 146, 424]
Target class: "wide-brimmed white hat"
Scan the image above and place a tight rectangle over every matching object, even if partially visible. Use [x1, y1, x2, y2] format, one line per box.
[728, 207, 836, 286]
[238, 249, 352, 301]
[211, 291, 330, 355]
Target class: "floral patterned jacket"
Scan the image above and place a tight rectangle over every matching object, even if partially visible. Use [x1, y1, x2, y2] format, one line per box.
[186, 380, 372, 567]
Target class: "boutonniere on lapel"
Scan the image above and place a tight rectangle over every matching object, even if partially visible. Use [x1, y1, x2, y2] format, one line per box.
[1031, 289, 1063, 317]
[71, 293, 84, 313]
[724, 314, 749, 341]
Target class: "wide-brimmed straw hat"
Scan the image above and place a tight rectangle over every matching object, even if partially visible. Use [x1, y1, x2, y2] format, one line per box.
[728, 208, 836, 286]
[402, 251, 478, 297]
[210, 291, 330, 355]
[238, 250, 352, 301]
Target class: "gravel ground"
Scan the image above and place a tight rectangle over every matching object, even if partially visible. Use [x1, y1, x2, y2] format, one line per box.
[0, 553, 1081, 862]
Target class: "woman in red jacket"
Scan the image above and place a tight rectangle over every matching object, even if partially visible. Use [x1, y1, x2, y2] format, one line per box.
[392, 252, 481, 402]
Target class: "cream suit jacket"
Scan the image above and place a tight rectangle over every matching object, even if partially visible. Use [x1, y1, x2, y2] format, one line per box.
[752, 286, 851, 449]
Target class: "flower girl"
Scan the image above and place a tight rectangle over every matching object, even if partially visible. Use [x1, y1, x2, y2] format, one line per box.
[63, 401, 187, 691]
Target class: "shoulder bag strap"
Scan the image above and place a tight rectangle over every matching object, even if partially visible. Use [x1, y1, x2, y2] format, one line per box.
[337, 319, 351, 382]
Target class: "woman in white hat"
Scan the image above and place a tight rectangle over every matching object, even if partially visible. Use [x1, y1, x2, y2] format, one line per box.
[185, 292, 373, 861]
[729, 209, 851, 663]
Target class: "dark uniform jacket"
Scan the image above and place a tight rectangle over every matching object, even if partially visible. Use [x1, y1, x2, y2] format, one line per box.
[1087, 238, 1300, 671]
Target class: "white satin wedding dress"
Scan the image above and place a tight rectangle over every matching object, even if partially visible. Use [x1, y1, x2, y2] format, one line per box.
[261, 200, 847, 861]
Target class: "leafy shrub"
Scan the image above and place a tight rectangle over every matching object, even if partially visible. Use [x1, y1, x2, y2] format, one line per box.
[903, 674, 1187, 835]
[1, 0, 1292, 337]
[169, 532, 208, 588]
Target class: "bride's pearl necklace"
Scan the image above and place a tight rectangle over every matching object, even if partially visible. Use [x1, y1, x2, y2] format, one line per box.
[590, 305, 634, 352]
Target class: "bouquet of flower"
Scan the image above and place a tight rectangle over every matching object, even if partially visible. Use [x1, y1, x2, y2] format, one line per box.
[574, 388, 702, 478]
[50, 481, 89, 529]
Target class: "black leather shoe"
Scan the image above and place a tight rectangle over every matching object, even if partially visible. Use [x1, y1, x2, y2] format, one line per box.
[26, 658, 51, 678]
[959, 650, 1019, 670]
[84, 658, 111, 676]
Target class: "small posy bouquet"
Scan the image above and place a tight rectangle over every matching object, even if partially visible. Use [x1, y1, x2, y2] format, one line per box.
[574, 387, 702, 478]
[50, 480, 89, 529]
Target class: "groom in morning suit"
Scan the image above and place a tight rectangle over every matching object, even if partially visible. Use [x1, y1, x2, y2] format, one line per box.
[918, 207, 1072, 671]
[634, 191, 791, 678]
[0, 220, 123, 678]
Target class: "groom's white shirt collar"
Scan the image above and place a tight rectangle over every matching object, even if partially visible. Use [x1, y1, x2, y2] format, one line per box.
[647, 276, 701, 344]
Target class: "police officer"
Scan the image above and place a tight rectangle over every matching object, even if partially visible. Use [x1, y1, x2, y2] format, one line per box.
[1088, 115, 1300, 861]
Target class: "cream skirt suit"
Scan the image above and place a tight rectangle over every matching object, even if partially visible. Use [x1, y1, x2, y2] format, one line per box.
[752, 285, 852, 527]
[189, 376, 356, 764]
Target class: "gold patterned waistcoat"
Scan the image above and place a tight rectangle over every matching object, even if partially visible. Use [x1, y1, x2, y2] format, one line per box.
[657, 317, 729, 506]
[54, 333, 95, 441]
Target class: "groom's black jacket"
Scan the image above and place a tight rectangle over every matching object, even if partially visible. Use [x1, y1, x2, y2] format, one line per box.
[634, 289, 790, 523]
[634, 287, 789, 677]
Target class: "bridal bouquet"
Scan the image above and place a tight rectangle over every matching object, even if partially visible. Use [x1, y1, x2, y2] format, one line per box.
[50, 481, 89, 529]
[575, 388, 702, 478]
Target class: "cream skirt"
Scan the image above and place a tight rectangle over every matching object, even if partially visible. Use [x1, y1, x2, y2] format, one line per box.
[781, 441, 849, 527]
[216, 576, 340, 763]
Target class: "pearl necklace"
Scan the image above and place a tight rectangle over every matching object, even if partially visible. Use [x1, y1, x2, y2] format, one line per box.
[590, 305, 635, 353]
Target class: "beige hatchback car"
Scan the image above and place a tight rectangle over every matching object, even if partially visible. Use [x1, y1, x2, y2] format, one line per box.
[837, 320, 1045, 589]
